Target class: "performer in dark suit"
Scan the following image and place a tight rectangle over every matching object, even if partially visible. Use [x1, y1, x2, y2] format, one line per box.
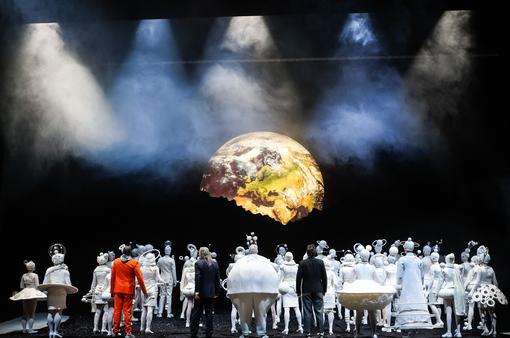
[190, 247, 221, 338]
[296, 244, 328, 336]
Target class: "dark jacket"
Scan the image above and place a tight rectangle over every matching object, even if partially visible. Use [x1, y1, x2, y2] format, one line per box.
[296, 257, 328, 294]
[194, 258, 221, 299]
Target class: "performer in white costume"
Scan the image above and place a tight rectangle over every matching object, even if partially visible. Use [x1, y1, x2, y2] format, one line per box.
[323, 257, 339, 335]
[427, 250, 445, 328]
[468, 246, 507, 337]
[140, 251, 163, 334]
[338, 252, 356, 332]
[327, 249, 343, 320]
[463, 255, 480, 331]
[278, 251, 303, 335]
[353, 248, 378, 338]
[395, 238, 432, 329]
[157, 241, 177, 319]
[438, 253, 465, 338]
[38, 244, 78, 338]
[371, 254, 386, 326]
[272, 244, 287, 329]
[459, 241, 477, 283]
[86, 253, 111, 333]
[227, 233, 279, 338]
[101, 268, 114, 336]
[382, 254, 398, 332]
[180, 244, 198, 321]
[421, 242, 433, 290]
[225, 246, 245, 333]
[180, 262, 196, 328]
[10, 260, 47, 333]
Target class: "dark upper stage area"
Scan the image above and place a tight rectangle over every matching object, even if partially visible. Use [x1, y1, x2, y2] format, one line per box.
[0, 0, 499, 24]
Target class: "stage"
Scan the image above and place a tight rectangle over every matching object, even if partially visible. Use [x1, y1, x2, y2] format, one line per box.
[0, 313, 504, 338]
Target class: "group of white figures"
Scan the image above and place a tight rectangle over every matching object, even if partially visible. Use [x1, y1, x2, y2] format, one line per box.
[221, 236, 507, 338]
[9, 236, 507, 338]
[80, 241, 203, 335]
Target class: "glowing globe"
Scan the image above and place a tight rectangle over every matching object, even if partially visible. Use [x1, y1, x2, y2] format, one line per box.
[200, 132, 324, 225]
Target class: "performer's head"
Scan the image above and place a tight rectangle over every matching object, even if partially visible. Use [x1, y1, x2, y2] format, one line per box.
[360, 249, 370, 262]
[431, 251, 440, 263]
[52, 253, 65, 265]
[248, 244, 258, 254]
[403, 238, 417, 253]
[199, 246, 211, 259]
[306, 244, 317, 258]
[107, 251, 115, 262]
[284, 251, 293, 262]
[164, 245, 172, 256]
[387, 255, 397, 264]
[423, 243, 432, 256]
[445, 253, 455, 265]
[97, 253, 108, 265]
[144, 253, 157, 266]
[343, 253, 355, 265]
[461, 250, 470, 263]
[121, 244, 132, 256]
[24, 260, 35, 272]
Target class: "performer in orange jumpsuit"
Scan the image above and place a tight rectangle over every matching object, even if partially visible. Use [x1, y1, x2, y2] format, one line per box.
[111, 244, 147, 337]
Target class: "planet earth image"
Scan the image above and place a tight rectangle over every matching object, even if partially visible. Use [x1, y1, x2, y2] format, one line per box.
[200, 132, 324, 225]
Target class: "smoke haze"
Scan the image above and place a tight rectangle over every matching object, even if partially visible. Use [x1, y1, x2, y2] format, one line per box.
[2, 12, 475, 184]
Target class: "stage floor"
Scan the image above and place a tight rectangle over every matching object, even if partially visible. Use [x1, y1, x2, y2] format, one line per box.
[0, 312, 503, 338]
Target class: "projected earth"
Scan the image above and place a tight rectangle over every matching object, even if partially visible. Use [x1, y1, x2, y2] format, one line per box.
[200, 132, 324, 225]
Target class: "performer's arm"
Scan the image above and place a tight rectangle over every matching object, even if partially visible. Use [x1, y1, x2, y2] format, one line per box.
[156, 266, 164, 284]
[135, 263, 148, 296]
[296, 263, 303, 296]
[90, 271, 97, 293]
[34, 274, 39, 288]
[215, 262, 221, 297]
[20, 275, 25, 289]
[194, 261, 202, 299]
[180, 269, 186, 293]
[171, 260, 177, 287]
[110, 263, 116, 296]
[492, 268, 498, 287]
[468, 268, 482, 298]
[320, 261, 328, 294]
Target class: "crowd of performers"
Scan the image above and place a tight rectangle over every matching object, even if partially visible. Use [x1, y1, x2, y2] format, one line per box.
[9, 237, 507, 338]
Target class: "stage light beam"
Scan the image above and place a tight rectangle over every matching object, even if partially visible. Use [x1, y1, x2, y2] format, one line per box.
[11, 23, 123, 158]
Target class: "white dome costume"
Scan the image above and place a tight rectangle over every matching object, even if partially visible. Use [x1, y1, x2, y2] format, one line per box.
[10, 271, 47, 302]
[39, 245, 78, 311]
[227, 235, 278, 338]
[38, 244, 78, 338]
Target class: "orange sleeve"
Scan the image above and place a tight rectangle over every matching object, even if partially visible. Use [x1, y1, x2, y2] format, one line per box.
[134, 262, 147, 295]
[110, 261, 117, 294]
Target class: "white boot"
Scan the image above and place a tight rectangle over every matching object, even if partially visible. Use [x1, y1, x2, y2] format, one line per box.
[28, 318, 38, 334]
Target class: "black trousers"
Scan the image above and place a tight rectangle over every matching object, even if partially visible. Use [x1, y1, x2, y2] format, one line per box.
[190, 297, 214, 337]
[302, 292, 324, 334]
